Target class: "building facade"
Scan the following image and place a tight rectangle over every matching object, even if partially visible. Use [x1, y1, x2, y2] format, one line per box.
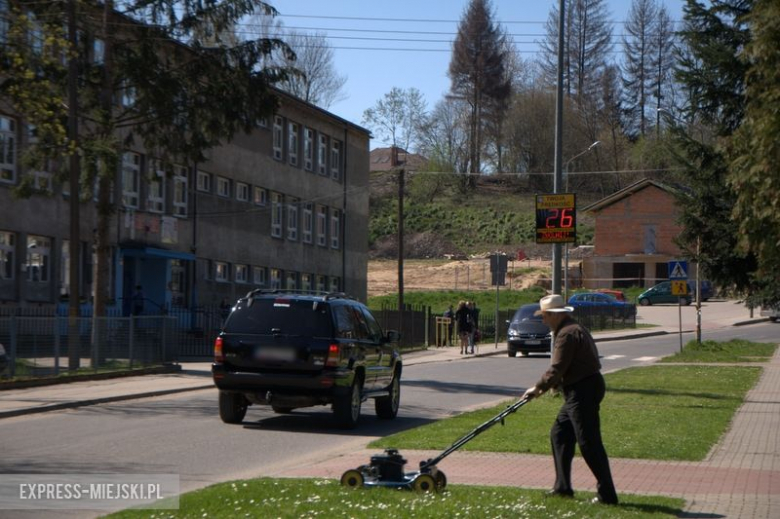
[581, 179, 697, 289]
[0, 88, 371, 312]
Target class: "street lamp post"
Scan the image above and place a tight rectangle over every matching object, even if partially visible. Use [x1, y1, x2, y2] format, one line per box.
[562, 141, 601, 301]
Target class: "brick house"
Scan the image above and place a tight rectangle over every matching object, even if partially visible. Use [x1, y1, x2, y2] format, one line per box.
[581, 178, 696, 289]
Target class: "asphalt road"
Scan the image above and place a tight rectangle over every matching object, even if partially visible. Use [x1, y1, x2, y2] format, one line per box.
[1, 320, 778, 519]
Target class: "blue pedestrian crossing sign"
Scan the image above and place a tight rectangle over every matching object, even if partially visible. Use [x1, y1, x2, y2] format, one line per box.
[668, 260, 688, 280]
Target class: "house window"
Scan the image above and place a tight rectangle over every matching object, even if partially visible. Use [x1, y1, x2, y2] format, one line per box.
[196, 170, 211, 192]
[257, 116, 268, 128]
[302, 203, 313, 244]
[288, 122, 299, 166]
[286, 271, 298, 290]
[0, 116, 16, 183]
[235, 264, 248, 284]
[316, 205, 327, 246]
[330, 209, 341, 249]
[216, 176, 230, 197]
[0, 231, 14, 280]
[147, 160, 165, 213]
[271, 192, 283, 238]
[121, 80, 136, 108]
[93, 38, 105, 64]
[215, 262, 229, 282]
[317, 134, 328, 175]
[316, 275, 327, 293]
[330, 140, 342, 181]
[253, 186, 267, 206]
[253, 266, 267, 287]
[121, 152, 141, 208]
[270, 268, 282, 289]
[304, 128, 314, 171]
[273, 116, 283, 160]
[287, 198, 299, 241]
[236, 182, 249, 202]
[173, 165, 188, 217]
[26, 235, 50, 282]
[644, 225, 657, 254]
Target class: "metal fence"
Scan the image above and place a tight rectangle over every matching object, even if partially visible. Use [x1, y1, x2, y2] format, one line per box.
[0, 316, 179, 379]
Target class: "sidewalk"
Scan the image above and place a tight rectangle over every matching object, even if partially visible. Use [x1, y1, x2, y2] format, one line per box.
[0, 308, 776, 518]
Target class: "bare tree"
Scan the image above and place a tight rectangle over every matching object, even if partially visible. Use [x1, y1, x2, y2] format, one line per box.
[361, 87, 427, 152]
[448, 0, 511, 182]
[417, 97, 470, 174]
[650, 5, 677, 133]
[622, 0, 659, 137]
[275, 30, 347, 109]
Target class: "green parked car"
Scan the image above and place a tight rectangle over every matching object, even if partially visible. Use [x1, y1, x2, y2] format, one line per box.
[637, 281, 692, 306]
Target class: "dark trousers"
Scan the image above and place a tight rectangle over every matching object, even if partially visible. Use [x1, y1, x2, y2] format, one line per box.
[550, 372, 618, 503]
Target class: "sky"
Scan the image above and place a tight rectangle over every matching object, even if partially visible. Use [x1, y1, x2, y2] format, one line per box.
[271, 0, 685, 144]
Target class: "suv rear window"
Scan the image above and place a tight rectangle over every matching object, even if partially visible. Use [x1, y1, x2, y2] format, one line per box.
[224, 298, 333, 336]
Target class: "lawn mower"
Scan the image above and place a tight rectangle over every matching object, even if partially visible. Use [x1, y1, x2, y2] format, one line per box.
[340, 397, 531, 492]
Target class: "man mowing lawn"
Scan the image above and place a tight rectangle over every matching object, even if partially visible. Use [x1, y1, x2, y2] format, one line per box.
[523, 294, 619, 505]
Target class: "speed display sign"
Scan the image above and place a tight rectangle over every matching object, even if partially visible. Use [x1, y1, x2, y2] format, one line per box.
[535, 193, 576, 244]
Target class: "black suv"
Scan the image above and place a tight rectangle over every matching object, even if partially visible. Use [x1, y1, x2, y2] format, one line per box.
[212, 290, 402, 429]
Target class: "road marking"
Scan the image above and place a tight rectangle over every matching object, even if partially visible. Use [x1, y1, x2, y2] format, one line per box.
[634, 356, 658, 362]
[603, 355, 626, 360]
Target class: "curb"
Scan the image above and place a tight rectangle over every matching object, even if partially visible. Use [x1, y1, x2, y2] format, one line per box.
[0, 383, 214, 420]
[0, 364, 182, 391]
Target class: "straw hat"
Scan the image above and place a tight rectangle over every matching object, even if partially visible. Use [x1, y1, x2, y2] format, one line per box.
[536, 294, 574, 315]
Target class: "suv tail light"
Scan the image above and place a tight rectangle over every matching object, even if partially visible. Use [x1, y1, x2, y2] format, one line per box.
[325, 343, 340, 367]
[214, 337, 224, 363]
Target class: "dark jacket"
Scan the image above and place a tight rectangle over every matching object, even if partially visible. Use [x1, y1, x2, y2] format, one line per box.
[535, 315, 601, 391]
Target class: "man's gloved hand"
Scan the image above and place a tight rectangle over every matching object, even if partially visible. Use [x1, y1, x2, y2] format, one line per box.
[523, 385, 542, 400]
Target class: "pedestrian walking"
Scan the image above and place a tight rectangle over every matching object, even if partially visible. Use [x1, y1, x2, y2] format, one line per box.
[522, 294, 618, 505]
[443, 305, 455, 346]
[468, 301, 480, 353]
[454, 301, 472, 355]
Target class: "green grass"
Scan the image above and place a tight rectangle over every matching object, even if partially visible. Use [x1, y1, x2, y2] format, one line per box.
[106, 478, 684, 519]
[368, 287, 547, 315]
[660, 339, 776, 363]
[370, 364, 762, 461]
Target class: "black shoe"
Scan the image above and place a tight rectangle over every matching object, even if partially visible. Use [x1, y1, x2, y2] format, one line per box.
[591, 496, 618, 505]
[545, 490, 574, 499]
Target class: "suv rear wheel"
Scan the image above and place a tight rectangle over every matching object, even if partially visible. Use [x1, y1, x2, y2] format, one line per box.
[334, 377, 363, 429]
[219, 391, 248, 424]
[375, 372, 400, 419]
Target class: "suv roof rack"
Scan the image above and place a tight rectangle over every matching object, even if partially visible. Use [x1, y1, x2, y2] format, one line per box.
[241, 288, 354, 301]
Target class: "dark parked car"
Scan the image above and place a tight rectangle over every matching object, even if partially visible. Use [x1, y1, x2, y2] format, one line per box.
[567, 292, 637, 318]
[506, 303, 551, 358]
[212, 290, 402, 429]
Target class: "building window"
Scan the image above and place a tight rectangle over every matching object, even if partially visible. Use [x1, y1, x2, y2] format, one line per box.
[316, 275, 327, 293]
[170, 259, 186, 306]
[270, 268, 282, 289]
[0, 115, 16, 183]
[253, 266, 267, 287]
[302, 203, 313, 244]
[301, 273, 312, 292]
[215, 262, 229, 282]
[331, 140, 342, 181]
[288, 122, 299, 166]
[235, 264, 248, 284]
[26, 235, 50, 282]
[121, 152, 141, 208]
[257, 116, 268, 128]
[287, 198, 299, 241]
[253, 186, 267, 206]
[173, 165, 188, 217]
[330, 276, 340, 293]
[317, 134, 328, 175]
[286, 271, 298, 290]
[0, 231, 14, 280]
[316, 205, 327, 247]
[216, 176, 230, 198]
[147, 160, 165, 213]
[271, 192, 283, 238]
[93, 38, 105, 64]
[273, 116, 283, 160]
[121, 79, 136, 108]
[304, 128, 314, 171]
[644, 225, 657, 254]
[196, 170, 211, 192]
[330, 209, 341, 249]
[236, 182, 249, 202]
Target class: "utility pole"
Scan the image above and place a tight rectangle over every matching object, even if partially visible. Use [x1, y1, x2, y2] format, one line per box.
[67, 0, 81, 371]
[552, 0, 565, 295]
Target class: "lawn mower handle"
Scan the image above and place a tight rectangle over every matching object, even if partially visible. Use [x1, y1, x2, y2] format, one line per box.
[419, 397, 531, 471]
